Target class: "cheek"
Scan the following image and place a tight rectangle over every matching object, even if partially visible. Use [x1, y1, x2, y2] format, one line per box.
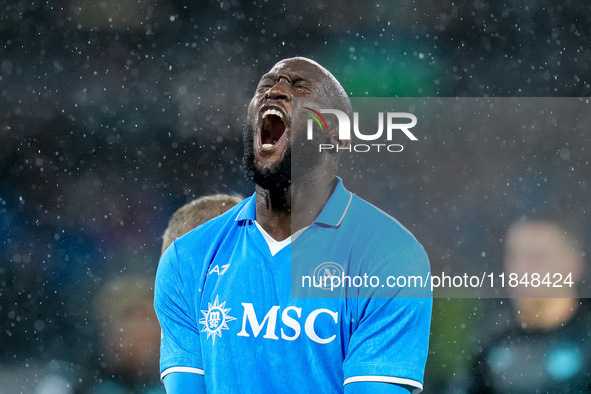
[247, 98, 260, 119]
[504, 255, 528, 274]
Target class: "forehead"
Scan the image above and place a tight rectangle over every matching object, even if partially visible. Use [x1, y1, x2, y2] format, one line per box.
[261, 58, 328, 82]
[506, 222, 564, 249]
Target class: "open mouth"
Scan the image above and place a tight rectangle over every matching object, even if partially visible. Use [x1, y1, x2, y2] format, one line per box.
[260, 109, 286, 149]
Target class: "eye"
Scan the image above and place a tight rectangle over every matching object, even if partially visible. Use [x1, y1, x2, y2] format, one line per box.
[292, 79, 309, 91]
[257, 77, 274, 88]
[257, 82, 273, 92]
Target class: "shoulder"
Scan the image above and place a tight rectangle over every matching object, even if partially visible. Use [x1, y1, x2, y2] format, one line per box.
[158, 196, 252, 277]
[170, 195, 251, 255]
[346, 193, 424, 253]
[337, 192, 430, 288]
[476, 323, 522, 363]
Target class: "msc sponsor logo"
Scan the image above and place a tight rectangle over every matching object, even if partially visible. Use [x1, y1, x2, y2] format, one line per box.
[200, 296, 237, 344]
[237, 303, 338, 344]
[199, 296, 339, 345]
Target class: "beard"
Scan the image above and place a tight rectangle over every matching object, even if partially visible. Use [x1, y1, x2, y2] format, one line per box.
[242, 118, 325, 192]
[242, 121, 292, 191]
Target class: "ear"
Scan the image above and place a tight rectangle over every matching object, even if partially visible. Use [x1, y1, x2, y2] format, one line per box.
[335, 135, 350, 150]
[326, 122, 350, 151]
[570, 252, 584, 283]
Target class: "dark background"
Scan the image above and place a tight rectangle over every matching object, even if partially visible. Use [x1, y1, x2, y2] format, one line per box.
[1, 0, 590, 392]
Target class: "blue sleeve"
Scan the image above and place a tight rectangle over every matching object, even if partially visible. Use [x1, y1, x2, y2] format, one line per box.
[163, 372, 205, 393]
[154, 242, 205, 382]
[343, 243, 432, 393]
[345, 381, 413, 394]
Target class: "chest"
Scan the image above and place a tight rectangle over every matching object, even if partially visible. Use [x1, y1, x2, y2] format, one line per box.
[196, 232, 355, 351]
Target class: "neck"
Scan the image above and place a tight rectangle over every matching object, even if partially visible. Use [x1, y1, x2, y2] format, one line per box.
[514, 297, 578, 330]
[255, 172, 336, 241]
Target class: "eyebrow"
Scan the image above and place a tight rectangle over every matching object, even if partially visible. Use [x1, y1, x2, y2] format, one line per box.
[260, 71, 309, 83]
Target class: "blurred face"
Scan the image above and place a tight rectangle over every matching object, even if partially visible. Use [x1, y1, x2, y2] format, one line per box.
[104, 305, 161, 379]
[504, 221, 580, 297]
[242, 58, 332, 190]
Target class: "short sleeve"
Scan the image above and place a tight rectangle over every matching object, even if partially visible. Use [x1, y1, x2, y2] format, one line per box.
[343, 243, 433, 393]
[154, 242, 204, 380]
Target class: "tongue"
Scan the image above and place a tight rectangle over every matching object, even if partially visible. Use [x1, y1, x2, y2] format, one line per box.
[261, 115, 285, 146]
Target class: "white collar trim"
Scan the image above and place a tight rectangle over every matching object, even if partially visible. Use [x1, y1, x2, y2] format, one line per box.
[254, 221, 307, 256]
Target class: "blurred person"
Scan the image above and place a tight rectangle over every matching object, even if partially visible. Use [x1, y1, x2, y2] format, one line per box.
[88, 275, 164, 394]
[468, 213, 591, 393]
[161, 194, 243, 255]
[84, 194, 242, 394]
[154, 57, 432, 393]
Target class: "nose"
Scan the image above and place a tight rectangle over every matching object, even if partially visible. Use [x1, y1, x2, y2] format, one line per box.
[266, 79, 291, 101]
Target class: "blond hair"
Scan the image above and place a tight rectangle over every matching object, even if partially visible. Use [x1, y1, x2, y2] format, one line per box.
[161, 194, 242, 254]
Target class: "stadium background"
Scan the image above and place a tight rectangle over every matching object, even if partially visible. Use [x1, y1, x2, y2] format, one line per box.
[1, 1, 591, 392]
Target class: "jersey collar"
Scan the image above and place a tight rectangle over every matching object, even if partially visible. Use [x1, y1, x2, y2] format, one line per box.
[235, 176, 353, 227]
[313, 176, 353, 227]
[235, 193, 257, 222]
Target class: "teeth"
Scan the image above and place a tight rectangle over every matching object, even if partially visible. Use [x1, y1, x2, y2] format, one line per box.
[262, 143, 273, 149]
[262, 109, 284, 119]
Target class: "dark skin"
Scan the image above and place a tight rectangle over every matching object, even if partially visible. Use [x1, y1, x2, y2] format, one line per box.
[246, 57, 347, 241]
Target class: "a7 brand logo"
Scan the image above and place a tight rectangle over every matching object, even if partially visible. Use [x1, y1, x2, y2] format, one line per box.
[209, 263, 230, 276]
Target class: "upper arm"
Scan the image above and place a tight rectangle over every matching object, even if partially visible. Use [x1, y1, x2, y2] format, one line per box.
[154, 243, 205, 382]
[163, 371, 206, 393]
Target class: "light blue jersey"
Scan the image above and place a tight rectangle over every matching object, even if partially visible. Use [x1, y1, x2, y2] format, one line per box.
[155, 178, 432, 393]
